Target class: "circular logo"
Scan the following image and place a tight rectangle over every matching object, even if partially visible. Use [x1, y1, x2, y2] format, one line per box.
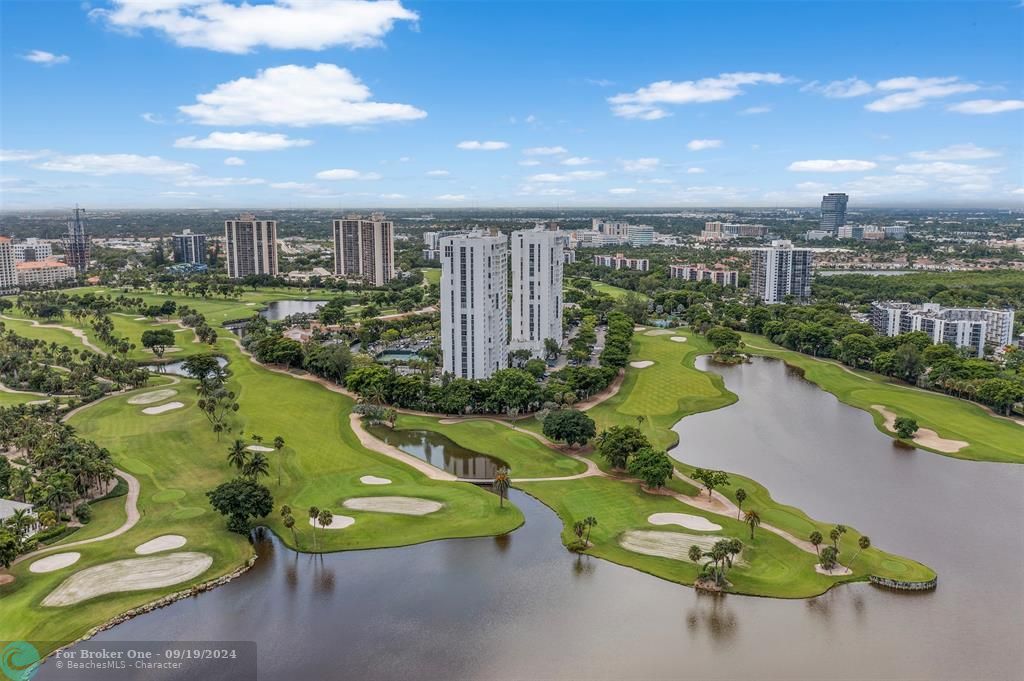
[0, 642, 40, 681]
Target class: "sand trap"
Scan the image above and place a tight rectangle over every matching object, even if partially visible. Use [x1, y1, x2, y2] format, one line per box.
[29, 552, 81, 574]
[634, 326, 647, 331]
[135, 535, 187, 555]
[246, 445, 274, 452]
[0, 574, 13, 585]
[648, 512, 722, 532]
[41, 552, 212, 607]
[872, 405, 968, 453]
[816, 563, 853, 576]
[360, 475, 392, 485]
[630, 361, 655, 368]
[644, 329, 674, 336]
[245, 303, 256, 306]
[308, 514, 355, 530]
[133, 317, 147, 321]
[343, 496, 443, 516]
[670, 336, 688, 343]
[142, 401, 185, 415]
[144, 346, 181, 354]
[620, 530, 729, 563]
[127, 389, 177, 405]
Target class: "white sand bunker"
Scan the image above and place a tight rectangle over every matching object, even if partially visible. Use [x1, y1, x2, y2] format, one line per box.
[816, 563, 853, 576]
[648, 512, 722, 532]
[620, 530, 733, 563]
[670, 336, 688, 343]
[343, 496, 443, 516]
[360, 475, 392, 485]
[872, 405, 968, 453]
[630, 361, 655, 369]
[245, 302, 256, 306]
[128, 389, 177, 405]
[309, 514, 355, 530]
[634, 325, 647, 331]
[135, 535, 187, 555]
[246, 445, 274, 452]
[644, 329, 674, 336]
[29, 552, 81, 574]
[133, 317, 147, 321]
[142, 401, 185, 415]
[145, 346, 181, 354]
[42, 552, 213, 607]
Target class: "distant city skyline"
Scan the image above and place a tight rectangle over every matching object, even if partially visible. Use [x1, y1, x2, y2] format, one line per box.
[1, 1, 1022, 209]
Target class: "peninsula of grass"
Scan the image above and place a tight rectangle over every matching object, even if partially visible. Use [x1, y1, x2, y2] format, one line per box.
[0, 332, 521, 655]
[404, 329, 935, 597]
[740, 332, 1023, 464]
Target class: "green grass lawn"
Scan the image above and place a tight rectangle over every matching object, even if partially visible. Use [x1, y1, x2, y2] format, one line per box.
[740, 333, 1023, 464]
[419, 268, 441, 286]
[0, 332, 521, 654]
[583, 280, 650, 301]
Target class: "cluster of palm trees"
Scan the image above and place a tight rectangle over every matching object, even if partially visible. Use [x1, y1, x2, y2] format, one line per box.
[225, 433, 286, 484]
[807, 525, 871, 572]
[0, 408, 116, 520]
[688, 538, 743, 587]
[571, 516, 598, 548]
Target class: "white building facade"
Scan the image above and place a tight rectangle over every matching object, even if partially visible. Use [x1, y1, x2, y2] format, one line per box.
[870, 302, 1015, 357]
[440, 232, 508, 380]
[0, 237, 16, 294]
[12, 238, 53, 263]
[749, 240, 813, 303]
[225, 214, 278, 278]
[510, 227, 565, 358]
[332, 213, 395, 286]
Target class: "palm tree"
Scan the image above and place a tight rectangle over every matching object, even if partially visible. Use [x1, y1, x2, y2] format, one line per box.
[280, 504, 291, 518]
[273, 435, 286, 486]
[243, 452, 270, 481]
[572, 520, 586, 544]
[830, 524, 847, 552]
[317, 509, 334, 539]
[687, 544, 703, 564]
[283, 514, 297, 546]
[583, 516, 598, 546]
[493, 466, 511, 508]
[252, 433, 264, 445]
[735, 488, 747, 519]
[308, 506, 320, 551]
[744, 509, 761, 540]
[227, 439, 248, 472]
[635, 415, 646, 429]
[809, 531, 823, 558]
[852, 535, 871, 564]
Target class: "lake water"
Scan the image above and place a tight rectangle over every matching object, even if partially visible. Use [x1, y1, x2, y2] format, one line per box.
[816, 270, 916, 277]
[259, 300, 327, 321]
[147, 356, 228, 377]
[364, 424, 504, 480]
[42, 356, 1024, 680]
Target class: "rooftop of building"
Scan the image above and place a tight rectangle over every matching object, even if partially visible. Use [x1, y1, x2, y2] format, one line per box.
[16, 259, 73, 270]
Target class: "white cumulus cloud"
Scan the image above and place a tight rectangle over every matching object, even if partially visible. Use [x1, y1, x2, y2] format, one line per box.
[457, 140, 508, 151]
[21, 50, 69, 66]
[865, 76, 978, 112]
[947, 99, 1024, 115]
[435, 194, 467, 201]
[0, 149, 51, 162]
[527, 171, 606, 183]
[687, 139, 722, 151]
[561, 157, 595, 166]
[622, 157, 660, 172]
[91, 0, 418, 54]
[315, 168, 382, 181]
[224, 157, 246, 166]
[176, 175, 266, 187]
[523, 146, 567, 156]
[686, 167, 706, 174]
[908, 143, 1000, 161]
[609, 72, 787, 119]
[179, 64, 426, 127]
[174, 131, 313, 151]
[801, 78, 873, 98]
[787, 159, 878, 172]
[36, 153, 197, 176]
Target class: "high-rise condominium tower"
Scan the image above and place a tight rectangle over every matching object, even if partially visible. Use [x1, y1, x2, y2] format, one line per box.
[332, 213, 395, 286]
[224, 214, 278, 278]
[172, 229, 208, 265]
[0, 237, 16, 294]
[749, 240, 814, 304]
[440, 231, 508, 380]
[62, 206, 91, 275]
[510, 227, 565, 358]
[820, 193, 849, 233]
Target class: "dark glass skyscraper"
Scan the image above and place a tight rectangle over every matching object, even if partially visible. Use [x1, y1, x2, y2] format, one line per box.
[820, 192, 848, 233]
[62, 206, 91, 275]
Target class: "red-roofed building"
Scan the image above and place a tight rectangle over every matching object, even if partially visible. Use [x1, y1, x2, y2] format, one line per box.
[16, 259, 76, 288]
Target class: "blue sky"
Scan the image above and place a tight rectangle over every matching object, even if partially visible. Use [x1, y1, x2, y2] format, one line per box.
[1, 0, 1022, 209]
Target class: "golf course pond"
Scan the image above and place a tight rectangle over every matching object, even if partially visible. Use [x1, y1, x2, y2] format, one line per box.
[40, 355, 1023, 680]
[259, 300, 327, 320]
[147, 356, 228, 377]
[364, 423, 505, 480]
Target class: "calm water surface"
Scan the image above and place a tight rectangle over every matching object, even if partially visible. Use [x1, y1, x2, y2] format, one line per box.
[146, 356, 228, 377]
[364, 424, 504, 480]
[43, 357, 1023, 680]
[259, 300, 327, 321]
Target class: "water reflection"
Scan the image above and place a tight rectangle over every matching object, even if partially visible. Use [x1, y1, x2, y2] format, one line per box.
[364, 424, 507, 480]
[259, 300, 327, 321]
[146, 355, 228, 377]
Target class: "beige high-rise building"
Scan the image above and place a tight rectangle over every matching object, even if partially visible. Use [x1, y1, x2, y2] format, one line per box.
[225, 214, 278, 278]
[332, 213, 395, 286]
[0, 237, 17, 293]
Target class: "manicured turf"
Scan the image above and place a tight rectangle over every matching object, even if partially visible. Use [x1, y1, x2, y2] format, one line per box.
[420, 268, 441, 286]
[582, 279, 650, 301]
[740, 333, 1023, 464]
[0, 316, 520, 654]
